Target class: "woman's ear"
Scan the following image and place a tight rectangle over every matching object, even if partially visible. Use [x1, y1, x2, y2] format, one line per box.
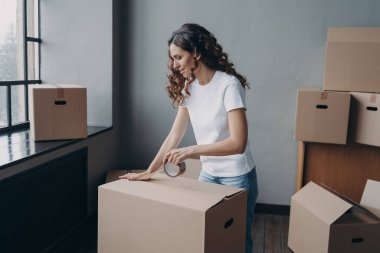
[193, 51, 201, 61]
[192, 47, 201, 61]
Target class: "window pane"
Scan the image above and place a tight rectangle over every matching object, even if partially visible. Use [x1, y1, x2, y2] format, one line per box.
[0, 0, 24, 81]
[11, 85, 25, 124]
[27, 0, 39, 38]
[0, 86, 8, 127]
[28, 41, 39, 80]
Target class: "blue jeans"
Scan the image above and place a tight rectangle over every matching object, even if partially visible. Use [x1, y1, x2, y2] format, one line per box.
[199, 168, 258, 253]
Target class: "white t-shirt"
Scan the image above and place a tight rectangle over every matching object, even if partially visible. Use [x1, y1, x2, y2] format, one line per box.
[182, 70, 255, 177]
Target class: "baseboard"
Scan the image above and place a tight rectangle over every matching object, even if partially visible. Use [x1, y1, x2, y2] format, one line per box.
[254, 203, 290, 215]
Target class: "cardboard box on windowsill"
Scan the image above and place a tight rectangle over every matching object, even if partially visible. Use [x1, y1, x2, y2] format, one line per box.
[29, 84, 87, 141]
[288, 180, 380, 253]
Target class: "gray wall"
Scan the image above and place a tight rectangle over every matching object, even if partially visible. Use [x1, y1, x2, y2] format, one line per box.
[120, 0, 380, 205]
[0, 0, 121, 217]
[41, 0, 113, 127]
[40, 0, 118, 215]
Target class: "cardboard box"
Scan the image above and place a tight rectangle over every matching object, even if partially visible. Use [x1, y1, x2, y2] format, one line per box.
[29, 84, 87, 141]
[294, 88, 351, 144]
[98, 173, 247, 253]
[288, 180, 380, 253]
[349, 92, 380, 146]
[105, 158, 202, 183]
[323, 27, 380, 92]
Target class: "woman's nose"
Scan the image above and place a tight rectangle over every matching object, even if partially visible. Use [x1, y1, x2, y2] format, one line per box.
[174, 61, 180, 69]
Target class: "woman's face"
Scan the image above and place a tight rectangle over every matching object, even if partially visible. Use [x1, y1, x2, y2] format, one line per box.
[169, 43, 196, 79]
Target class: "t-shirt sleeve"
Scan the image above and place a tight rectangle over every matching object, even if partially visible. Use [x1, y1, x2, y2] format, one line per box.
[224, 80, 246, 112]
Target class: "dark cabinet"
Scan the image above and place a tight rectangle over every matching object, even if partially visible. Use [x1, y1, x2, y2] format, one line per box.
[0, 148, 87, 253]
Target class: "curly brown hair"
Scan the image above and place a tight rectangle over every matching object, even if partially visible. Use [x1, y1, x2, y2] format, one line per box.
[166, 23, 250, 107]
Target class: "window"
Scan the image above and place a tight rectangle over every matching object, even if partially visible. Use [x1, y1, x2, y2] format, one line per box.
[0, 0, 41, 132]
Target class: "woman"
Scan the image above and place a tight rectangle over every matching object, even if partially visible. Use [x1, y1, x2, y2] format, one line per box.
[120, 23, 258, 253]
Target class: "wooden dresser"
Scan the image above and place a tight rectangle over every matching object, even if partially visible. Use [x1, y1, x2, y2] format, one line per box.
[296, 141, 380, 202]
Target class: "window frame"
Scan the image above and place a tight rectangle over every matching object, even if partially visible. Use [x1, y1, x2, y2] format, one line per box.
[0, 0, 41, 132]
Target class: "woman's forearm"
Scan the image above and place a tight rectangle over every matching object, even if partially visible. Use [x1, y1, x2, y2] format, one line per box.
[147, 133, 183, 173]
[147, 107, 190, 174]
[190, 137, 246, 157]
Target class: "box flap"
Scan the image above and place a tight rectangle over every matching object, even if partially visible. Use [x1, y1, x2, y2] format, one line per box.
[297, 87, 323, 92]
[361, 179, 380, 219]
[319, 183, 380, 219]
[327, 27, 380, 43]
[297, 88, 350, 97]
[32, 84, 56, 89]
[100, 173, 244, 212]
[292, 182, 352, 225]
[32, 84, 84, 89]
[320, 183, 361, 207]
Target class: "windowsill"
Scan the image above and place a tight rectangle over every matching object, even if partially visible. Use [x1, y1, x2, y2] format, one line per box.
[0, 126, 112, 170]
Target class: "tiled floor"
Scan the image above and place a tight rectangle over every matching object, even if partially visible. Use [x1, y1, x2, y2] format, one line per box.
[67, 213, 292, 253]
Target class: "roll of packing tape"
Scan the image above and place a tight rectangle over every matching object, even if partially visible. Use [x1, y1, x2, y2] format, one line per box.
[164, 161, 186, 177]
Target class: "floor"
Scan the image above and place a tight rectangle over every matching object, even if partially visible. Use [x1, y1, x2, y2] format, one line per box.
[67, 213, 292, 253]
[252, 214, 292, 253]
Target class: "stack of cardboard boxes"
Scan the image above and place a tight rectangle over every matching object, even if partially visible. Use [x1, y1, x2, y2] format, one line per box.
[290, 27, 380, 252]
[295, 27, 380, 146]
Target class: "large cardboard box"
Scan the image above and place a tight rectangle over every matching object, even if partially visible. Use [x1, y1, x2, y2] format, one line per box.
[98, 173, 247, 253]
[323, 27, 380, 92]
[349, 92, 380, 147]
[288, 180, 380, 253]
[294, 88, 351, 144]
[29, 84, 87, 141]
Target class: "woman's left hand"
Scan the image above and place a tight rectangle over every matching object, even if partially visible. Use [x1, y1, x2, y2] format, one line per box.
[163, 146, 194, 165]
